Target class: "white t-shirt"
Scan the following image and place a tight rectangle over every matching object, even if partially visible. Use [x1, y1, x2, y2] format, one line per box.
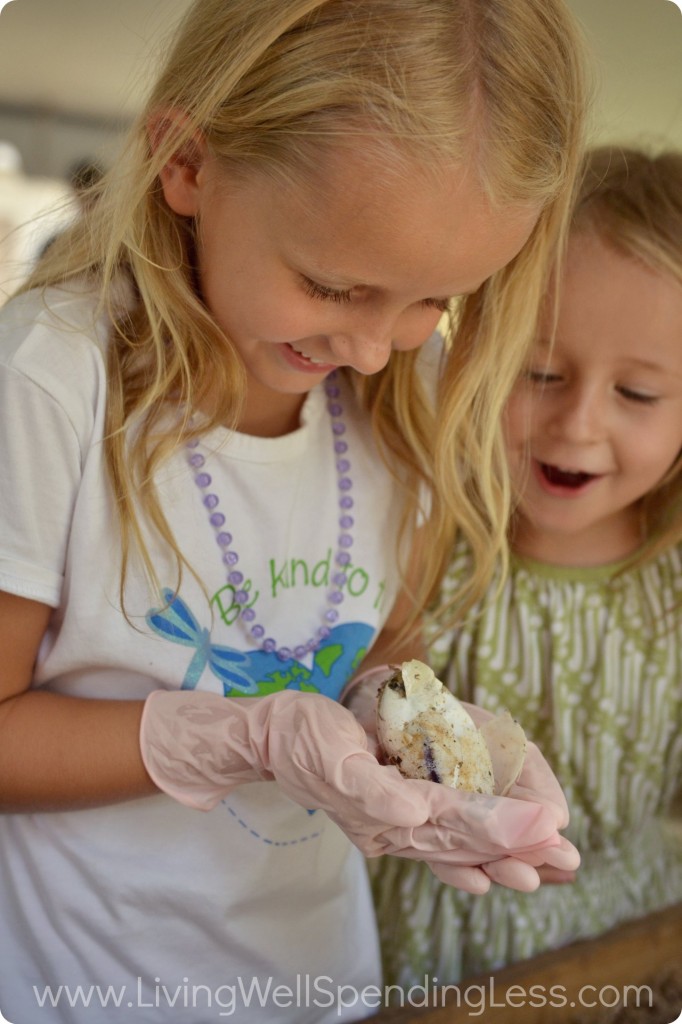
[0, 286, 405, 1023]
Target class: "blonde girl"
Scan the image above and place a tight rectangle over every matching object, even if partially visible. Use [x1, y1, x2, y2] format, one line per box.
[373, 146, 682, 990]
[0, 1, 587, 1020]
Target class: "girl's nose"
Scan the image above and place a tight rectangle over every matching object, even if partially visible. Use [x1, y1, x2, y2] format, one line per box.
[550, 387, 606, 443]
[329, 324, 394, 376]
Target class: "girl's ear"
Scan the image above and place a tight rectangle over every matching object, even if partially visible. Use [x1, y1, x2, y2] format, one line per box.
[147, 109, 208, 217]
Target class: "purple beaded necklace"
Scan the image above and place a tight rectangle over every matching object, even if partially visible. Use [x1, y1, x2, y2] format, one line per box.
[186, 371, 354, 661]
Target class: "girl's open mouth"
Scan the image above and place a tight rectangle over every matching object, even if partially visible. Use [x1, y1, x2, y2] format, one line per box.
[538, 462, 598, 490]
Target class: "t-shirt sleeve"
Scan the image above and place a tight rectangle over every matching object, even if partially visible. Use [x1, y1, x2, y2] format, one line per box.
[0, 361, 85, 605]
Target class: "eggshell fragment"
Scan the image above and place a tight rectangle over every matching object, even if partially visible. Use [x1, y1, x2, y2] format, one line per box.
[479, 711, 527, 796]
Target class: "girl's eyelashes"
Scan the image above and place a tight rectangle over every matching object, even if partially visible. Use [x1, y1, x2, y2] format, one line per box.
[302, 276, 353, 304]
[301, 275, 451, 312]
[523, 369, 661, 405]
[617, 386, 660, 405]
[421, 297, 452, 313]
[525, 368, 560, 385]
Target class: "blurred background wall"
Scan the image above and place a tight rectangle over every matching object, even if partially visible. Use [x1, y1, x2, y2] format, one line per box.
[0, 0, 680, 295]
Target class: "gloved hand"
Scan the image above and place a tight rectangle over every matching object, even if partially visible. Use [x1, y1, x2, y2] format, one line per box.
[140, 688, 566, 890]
[342, 667, 580, 893]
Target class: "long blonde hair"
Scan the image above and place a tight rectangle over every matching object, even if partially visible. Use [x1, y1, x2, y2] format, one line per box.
[20, 0, 589, 624]
[571, 146, 682, 569]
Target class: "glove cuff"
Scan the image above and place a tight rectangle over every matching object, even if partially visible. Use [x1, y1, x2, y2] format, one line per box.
[140, 689, 265, 811]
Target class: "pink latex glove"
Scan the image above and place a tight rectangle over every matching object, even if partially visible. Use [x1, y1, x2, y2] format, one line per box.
[140, 688, 565, 888]
[343, 667, 580, 893]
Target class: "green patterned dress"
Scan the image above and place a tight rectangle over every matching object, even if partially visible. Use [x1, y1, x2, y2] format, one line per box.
[370, 540, 682, 988]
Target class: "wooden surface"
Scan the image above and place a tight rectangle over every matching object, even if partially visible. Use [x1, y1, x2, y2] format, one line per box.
[364, 903, 682, 1023]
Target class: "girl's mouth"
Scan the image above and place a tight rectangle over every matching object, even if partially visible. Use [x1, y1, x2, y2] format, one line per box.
[537, 461, 599, 492]
[281, 342, 338, 373]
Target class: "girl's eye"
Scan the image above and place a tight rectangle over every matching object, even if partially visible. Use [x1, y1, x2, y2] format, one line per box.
[302, 276, 451, 313]
[302, 277, 353, 304]
[525, 369, 560, 385]
[421, 297, 452, 313]
[618, 386, 660, 405]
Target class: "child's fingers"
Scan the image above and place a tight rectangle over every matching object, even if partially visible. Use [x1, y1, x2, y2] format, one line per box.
[428, 861, 492, 894]
[535, 866, 578, 884]
[482, 857, 541, 892]
[507, 835, 580, 871]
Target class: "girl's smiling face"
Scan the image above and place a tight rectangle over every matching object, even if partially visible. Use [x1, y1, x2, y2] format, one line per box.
[505, 230, 682, 566]
[161, 140, 539, 435]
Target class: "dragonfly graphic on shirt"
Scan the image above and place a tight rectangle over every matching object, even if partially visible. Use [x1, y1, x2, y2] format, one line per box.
[146, 589, 257, 694]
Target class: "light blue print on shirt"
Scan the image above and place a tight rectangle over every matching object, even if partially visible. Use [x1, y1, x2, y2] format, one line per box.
[146, 588, 374, 701]
[146, 589, 256, 694]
